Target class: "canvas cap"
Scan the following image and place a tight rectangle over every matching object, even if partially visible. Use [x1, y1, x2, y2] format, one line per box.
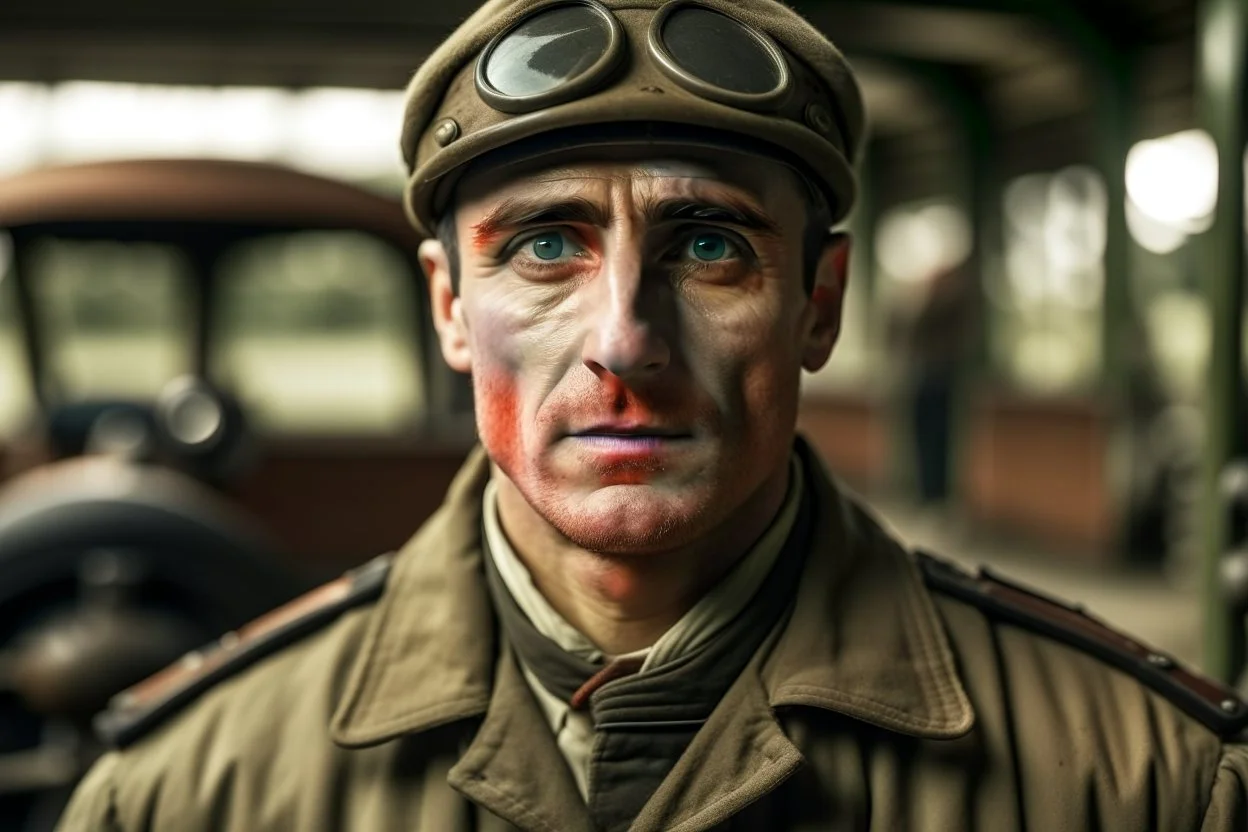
[400, 0, 866, 236]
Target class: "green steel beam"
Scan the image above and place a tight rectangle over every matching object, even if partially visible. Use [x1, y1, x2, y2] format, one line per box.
[1196, 0, 1246, 683]
[907, 62, 996, 377]
[1098, 63, 1134, 399]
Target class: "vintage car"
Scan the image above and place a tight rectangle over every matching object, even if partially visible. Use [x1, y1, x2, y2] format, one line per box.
[0, 159, 475, 829]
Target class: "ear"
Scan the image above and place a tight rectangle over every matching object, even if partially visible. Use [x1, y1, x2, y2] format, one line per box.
[420, 237, 472, 374]
[802, 232, 851, 372]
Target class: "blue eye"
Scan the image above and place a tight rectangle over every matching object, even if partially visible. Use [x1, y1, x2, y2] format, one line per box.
[689, 233, 730, 262]
[530, 232, 566, 261]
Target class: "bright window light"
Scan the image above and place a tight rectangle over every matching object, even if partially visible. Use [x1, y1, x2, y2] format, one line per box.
[1146, 291, 1210, 397]
[1045, 166, 1107, 274]
[205, 87, 292, 161]
[0, 81, 406, 184]
[1002, 166, 1106, 312]
[1125, 129, 1218, 229]
[0, 83, 50, 174]
[47, 82, 217, 160]
[874, 201, 971, 287]
[286, 88, 406, 180]
[1126, 198, 1189, 255]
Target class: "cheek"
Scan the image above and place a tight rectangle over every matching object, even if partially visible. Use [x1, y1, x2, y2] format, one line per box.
[464, 296, 528, 474]
[475, 369, 522, 475]
[680, 291, 799, 404]
[464, 289, 577, 471]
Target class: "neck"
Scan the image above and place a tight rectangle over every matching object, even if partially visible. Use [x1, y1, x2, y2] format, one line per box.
[493, 463, 790, 656]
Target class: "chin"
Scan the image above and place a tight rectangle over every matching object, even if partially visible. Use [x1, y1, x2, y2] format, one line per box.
[537, 485, 717, 555]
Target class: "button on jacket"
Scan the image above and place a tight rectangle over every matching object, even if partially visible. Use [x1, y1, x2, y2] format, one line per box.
[58, 442, 1248, 831]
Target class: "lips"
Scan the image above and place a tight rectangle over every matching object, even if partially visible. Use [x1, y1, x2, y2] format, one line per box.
[570, 423, 691, 439]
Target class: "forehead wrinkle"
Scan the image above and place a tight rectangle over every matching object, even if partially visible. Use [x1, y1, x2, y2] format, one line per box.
[474, 160, 798, 237]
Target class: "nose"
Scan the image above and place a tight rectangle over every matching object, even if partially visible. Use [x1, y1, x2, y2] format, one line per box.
[581, 253, 671, 382]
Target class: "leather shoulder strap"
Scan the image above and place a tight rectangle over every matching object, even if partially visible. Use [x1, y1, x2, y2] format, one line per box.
[95, 553, 393, 749]
[916, 550, 1248, 738]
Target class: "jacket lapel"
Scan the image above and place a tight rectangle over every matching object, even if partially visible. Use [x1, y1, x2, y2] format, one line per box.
[330, 447, 497, 747]
[448, 645, 594, 832]
[762, 441, 974, 739]
[630, 441, 975, 828]
[629, 631, 804, 832]
[328, 447, 591, 831]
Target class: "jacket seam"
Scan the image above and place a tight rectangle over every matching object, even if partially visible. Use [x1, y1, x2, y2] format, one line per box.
[466, 777, 566, 832]
[1196, 742, 1228, 830]
[897, 544, 966, 719]
[984, 603, 1029, 832]
[772, 684, 963, 733]
[332, 570, 398, 729]
[665, 740, 796, 832]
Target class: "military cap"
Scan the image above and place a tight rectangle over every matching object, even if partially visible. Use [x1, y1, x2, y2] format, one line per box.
[400, 0, 866, 236]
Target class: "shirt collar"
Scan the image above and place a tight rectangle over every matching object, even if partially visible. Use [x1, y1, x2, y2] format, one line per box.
[329, 439, 973, 748]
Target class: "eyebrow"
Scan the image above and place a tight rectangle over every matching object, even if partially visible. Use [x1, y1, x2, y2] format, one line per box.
[645, 197, 781, 236]
[470, 197, 611, 248]
[469, 192, 782, 248]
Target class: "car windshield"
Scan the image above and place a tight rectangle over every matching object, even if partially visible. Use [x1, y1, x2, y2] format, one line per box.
[210, 229, 424, 434]
[25, 236, 196, 401]
[18, 227, 426, 436]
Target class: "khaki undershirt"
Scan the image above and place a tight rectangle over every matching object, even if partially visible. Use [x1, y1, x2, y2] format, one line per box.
[482, 456, 804, 800]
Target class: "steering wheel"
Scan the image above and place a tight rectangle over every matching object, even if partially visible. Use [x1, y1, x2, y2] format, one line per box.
[0, 456, 302, 829]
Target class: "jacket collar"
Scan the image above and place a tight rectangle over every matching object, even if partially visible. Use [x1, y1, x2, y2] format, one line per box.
[762, 440, 974, 738]
[330, 446, 496, 747]
[329, 439, 974, 748]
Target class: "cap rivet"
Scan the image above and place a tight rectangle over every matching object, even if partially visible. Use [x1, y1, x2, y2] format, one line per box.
[805, 103, 835, 136]
[1221, 698, 1242, 714]
[433, 118, 460, 147]
[1146, 652, 1174, 669]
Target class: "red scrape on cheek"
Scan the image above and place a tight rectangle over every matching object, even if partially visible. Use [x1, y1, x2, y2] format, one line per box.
[478, 373, 521, 473]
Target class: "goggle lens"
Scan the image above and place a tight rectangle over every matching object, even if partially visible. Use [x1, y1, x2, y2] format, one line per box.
[658, 7, 784, 96]
[484, 5, 614, 98]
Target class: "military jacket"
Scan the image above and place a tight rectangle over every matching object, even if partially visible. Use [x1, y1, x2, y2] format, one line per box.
[58, 443, 1248, 831]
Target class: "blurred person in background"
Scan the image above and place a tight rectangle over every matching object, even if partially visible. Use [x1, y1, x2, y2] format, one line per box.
[59, 1, 1247, 830]
[897, 261, 977, 507]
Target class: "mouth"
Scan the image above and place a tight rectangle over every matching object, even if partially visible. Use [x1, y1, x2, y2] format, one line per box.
[562, 425, 694, 483]
[568, 424, 693, 440]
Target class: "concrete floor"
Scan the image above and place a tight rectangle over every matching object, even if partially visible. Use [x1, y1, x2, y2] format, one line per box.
[869, 497, 1206, 668]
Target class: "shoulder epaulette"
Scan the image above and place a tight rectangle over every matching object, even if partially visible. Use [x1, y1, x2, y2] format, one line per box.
[916, 550, 1248, 738]
[95, 552, 394, 749]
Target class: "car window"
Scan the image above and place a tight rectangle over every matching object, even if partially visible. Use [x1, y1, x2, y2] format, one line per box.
[25, 237, 196, 400]
[210, 230, 423, 435]
[0, 232, 36, 437]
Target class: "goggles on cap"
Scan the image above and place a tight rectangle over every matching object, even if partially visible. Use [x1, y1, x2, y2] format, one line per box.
[476, 0, 834, 130]
[403, 0, 861, 236]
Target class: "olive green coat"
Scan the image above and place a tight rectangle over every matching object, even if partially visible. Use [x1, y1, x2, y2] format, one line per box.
[58, 445, 1248, 831]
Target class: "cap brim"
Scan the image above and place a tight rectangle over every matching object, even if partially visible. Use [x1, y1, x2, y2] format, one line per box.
[405, 92, 855, 236]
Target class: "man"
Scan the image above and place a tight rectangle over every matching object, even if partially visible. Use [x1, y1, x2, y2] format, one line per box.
[59, 0, 1247, 829]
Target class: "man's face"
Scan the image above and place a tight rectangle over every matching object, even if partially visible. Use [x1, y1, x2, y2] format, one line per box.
[422, 147, 848, 555]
